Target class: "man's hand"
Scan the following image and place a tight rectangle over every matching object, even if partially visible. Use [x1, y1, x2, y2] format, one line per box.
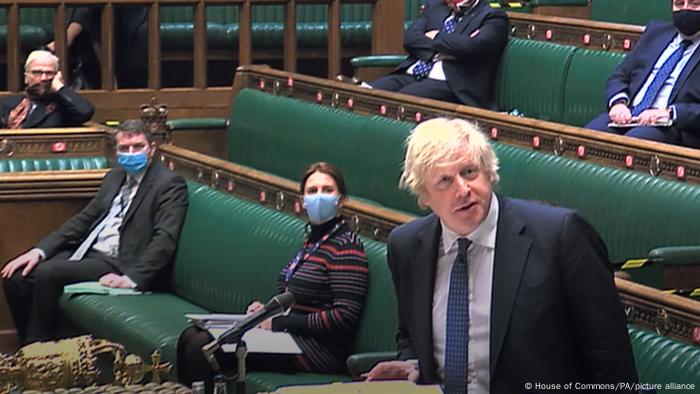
[362, 360, 420, 382]
[609, 103, 632, 125]
[98, 273, 132, 288]
[1, 248, 43, 278]
[46, 41, 56, 52]
[424, 30, 439, 40]
[51, 71, 65, 92]
[634, 108, 671, 126]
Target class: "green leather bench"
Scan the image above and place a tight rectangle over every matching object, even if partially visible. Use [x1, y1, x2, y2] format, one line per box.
[58, 182, 700, 392]
[60, 181, 396, 392]
[171, 87, 700, 287]
[0, 8, 53, 52]
[591, 0, 671, 25]
[0, 156, 108, 172]
[353, 37, 626, 127]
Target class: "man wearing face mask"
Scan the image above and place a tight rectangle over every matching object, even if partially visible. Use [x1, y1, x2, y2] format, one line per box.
[0, 50, 94, 129]
[365, 0, 508, 109]
[585, 0, 700, 148]
[2, 119, 188, 344]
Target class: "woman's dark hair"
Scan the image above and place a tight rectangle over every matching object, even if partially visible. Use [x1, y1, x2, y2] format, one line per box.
[299, 162, 347, 197]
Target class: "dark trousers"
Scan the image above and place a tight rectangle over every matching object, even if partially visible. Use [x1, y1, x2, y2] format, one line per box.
[369, 73, 460, 104]
[585, 112, 683, 145]
[177, 326, 297, 392]
[2, 250, 119, 344]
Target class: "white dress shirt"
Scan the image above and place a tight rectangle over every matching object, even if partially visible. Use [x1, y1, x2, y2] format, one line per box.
[92, 172, 143, 257]
[432, 192, 498, 393]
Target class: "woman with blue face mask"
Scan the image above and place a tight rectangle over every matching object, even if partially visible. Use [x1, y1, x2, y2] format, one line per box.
[177, 162, 369, 390]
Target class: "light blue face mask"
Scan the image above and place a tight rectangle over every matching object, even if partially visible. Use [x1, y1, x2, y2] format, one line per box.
[117, 151, 149, 174]
[303, 194, 341, 224]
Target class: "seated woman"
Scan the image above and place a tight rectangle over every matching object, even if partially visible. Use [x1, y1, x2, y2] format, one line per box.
[177, 162, 369, 388]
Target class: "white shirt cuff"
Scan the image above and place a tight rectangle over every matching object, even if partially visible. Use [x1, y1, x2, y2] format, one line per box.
[33, 247, 46, 260]
[121, 275, 137, 288]
[609, 93, 629, 109]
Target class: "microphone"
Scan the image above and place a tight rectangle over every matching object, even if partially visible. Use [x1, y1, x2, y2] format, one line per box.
[201, 292, 295, 371]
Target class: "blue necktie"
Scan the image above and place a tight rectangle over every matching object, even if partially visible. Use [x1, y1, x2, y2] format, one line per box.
[444, 238, 471, 394]
[413, 15, 458, 80]
[631, 40, 691, 117]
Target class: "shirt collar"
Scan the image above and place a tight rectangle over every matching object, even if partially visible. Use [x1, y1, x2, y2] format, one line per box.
[440, 192, 499, 253]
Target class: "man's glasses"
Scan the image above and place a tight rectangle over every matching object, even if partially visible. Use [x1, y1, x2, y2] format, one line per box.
[27, 70, 56, 78]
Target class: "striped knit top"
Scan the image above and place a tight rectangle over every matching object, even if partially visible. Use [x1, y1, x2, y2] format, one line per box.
[270, 215, 369, 373]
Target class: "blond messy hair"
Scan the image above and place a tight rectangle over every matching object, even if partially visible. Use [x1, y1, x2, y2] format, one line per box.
[24, 50, 59, 73]
[399, 118, 500, 198]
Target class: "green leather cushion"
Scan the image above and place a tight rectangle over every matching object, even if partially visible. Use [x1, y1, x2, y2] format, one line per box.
[494, 143, 700, 266]
[228, 88, 420, 215]
[0, 156, 108, 172]
[59, 292, 208, 381]
[563, 48, 626, 127]
[496, 38, 576, 121]
[591, 0, 672, 25]
[629, 325, 700, 388]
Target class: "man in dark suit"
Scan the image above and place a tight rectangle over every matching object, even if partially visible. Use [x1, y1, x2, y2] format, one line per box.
[586, 0, 700, 148]
[1, 119, 188, 344]
[0, 50, 94, 129]
[367, 0, 508, 108]
[365, 118, 637, 393]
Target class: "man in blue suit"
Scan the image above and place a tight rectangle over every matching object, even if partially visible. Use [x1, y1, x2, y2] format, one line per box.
[365, 118, 637, 393]
[586, 0, 700, 148]
[367, 0, 508, 109]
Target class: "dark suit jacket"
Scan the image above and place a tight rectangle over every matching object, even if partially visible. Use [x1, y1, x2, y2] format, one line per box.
[0, 87, 95, 128]
[387, 196, 638, 393]
[35, 161, 188, 290]
[398, 0, 508, 109]
[606, 21, 700, 144]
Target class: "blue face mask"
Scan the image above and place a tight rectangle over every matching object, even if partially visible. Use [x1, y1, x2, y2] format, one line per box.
[117, 151, 149, 174]
[303, 194, 341, 224]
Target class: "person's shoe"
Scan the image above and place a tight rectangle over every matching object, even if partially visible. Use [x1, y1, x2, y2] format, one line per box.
[335, 74, 362, 85]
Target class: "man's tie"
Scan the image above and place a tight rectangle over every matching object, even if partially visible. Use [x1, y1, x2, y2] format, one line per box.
[413, 16, 458, 80]
[444, 238, 471, 393]
[631, 40, 692, 117]
[69, 178, 135, 261]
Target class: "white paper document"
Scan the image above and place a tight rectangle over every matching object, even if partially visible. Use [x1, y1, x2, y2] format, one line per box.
[186, 313, 302, 354]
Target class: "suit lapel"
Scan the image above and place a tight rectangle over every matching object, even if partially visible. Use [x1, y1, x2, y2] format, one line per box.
[122, 162, 157, 225]
[455, 1, 485, 33]
[414, 214, 441, 379]
[671, 42, 700, 102]
[22, 101, 48, 128]
[489, 196, 531, 378]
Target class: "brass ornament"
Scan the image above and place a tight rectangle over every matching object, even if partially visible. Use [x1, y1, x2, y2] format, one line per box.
[0, 138, 15, 157]
[140, 98, 170, 142]
[0, 335, 172, 393]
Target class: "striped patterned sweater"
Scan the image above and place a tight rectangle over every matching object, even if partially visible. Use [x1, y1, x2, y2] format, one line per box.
[271, 216, 369, 373]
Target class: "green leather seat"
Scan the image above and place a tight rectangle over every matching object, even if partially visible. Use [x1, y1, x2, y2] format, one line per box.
[562, 48, 626, 127]
[0, 156, 108, 172]
[591, 0, 672, 25]
[228, 88, 419, 215]
[0, 8, 53, 52]
[629, 325, 700, 391]
[496, 38, 576, 120]
[61, 182, 396, 391]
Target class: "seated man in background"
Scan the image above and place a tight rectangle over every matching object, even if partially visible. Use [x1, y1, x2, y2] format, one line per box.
[366, 0, 508, 109]
[1, 119, 188, 344]
[0, 50, 94, 129]
[585, 0, 700, 148]
[365, 118, 637, 393]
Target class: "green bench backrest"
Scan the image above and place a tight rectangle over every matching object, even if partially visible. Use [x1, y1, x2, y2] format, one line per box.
[591, 0, 672, 25]
[629, 325, 700, 391]
[228, 88, 420, 215]
[562, 48, 626, 127]
[172, 182, 397, 353]
[497, 38, 627, 126]
[495, 143, 700, 265]
[0, 156, 108, 172]
[496, 38, 576, 122]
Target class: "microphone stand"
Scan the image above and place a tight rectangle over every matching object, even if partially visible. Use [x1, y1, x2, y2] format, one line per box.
[235, 339, 247, 394]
